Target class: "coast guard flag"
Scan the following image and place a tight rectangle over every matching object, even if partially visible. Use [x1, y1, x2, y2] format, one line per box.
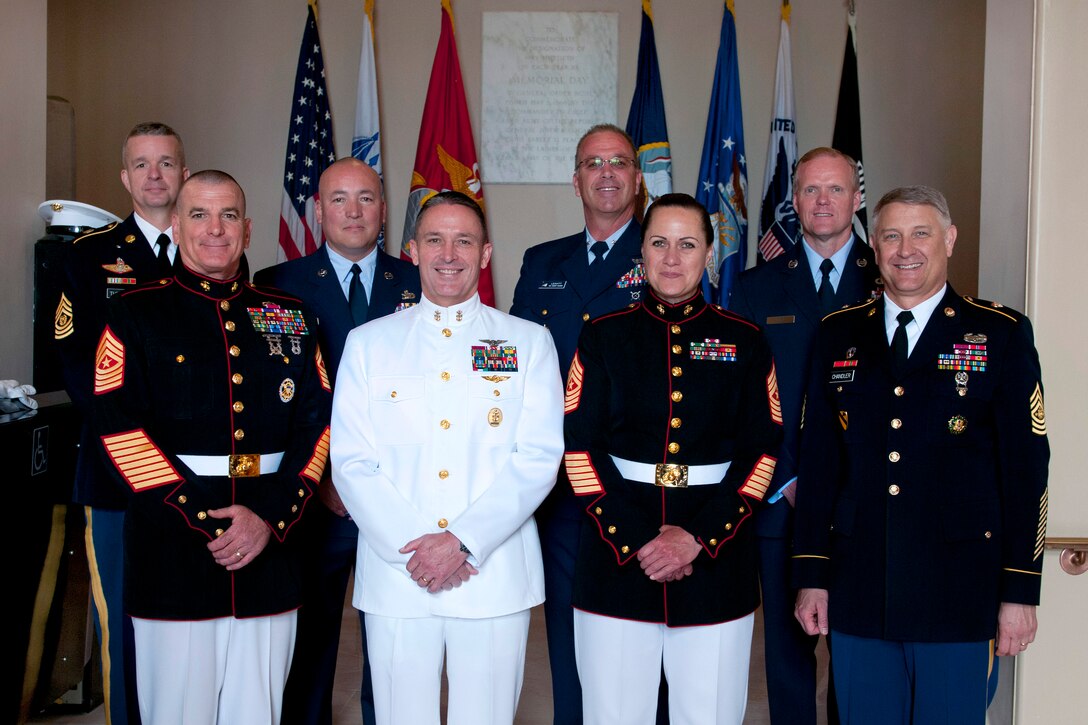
[352, 0, 384, 248]
[625, 0, 672, 214]
[757, 2, 798, 264]
[278, 1, 336, 261]
[401, 0, 495, 306]
[832, 6, 867, 242]
[696, 0, 748, 305]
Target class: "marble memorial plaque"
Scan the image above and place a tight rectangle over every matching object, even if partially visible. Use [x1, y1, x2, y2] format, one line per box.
[482, 12, 618, 184]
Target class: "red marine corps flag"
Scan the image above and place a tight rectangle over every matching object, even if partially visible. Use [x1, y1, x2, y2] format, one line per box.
[401, 0, 495, 306]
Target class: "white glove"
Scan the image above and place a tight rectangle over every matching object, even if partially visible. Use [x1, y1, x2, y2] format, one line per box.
[0, 379, 38, 413]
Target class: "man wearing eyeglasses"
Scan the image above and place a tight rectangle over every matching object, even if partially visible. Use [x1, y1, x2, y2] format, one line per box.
[511, 123, 647, 725]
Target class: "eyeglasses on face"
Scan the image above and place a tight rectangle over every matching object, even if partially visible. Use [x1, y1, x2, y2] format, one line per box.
[575, 156, 635, 172]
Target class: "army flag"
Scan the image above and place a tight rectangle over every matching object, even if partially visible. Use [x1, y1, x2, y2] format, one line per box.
[625, 0, 672, 214]
[695, 0, 748, 306]
[278, 1, 336, 261]
[832, 5, 867, 242]
[401, 0, 494, 306]
[352, 0, 384, 248]
[757, 3, 798, 264]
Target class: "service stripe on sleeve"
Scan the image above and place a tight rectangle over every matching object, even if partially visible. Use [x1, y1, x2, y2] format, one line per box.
[564, 451, 603, 495]
[766, 364, 783, 424]
[101, 430, 182, 491]
[1035, 488, 1048, 561]
[316, 346, 331, 392]
[94, 326, 125, 394]
[564, 352, 585, 414]
[301, 426, 331, 483]
[738, 454, 776, 500]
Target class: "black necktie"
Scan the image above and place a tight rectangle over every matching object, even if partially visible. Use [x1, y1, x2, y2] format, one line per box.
[891, 310, 914, 375]
[349, 263, 369, 326]
[156, 233, 171, 271]
[588, 240, 609, 271]
[817, 258, 835, 312]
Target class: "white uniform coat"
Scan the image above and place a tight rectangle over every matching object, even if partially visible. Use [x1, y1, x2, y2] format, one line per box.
[332, 293, 564, 619]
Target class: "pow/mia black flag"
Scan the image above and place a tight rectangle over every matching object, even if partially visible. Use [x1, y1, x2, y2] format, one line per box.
[832, 4, 867, 243]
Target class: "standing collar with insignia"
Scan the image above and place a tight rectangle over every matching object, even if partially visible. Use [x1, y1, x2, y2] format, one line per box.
[419, 292, 482, 328]
[642, 289, 707, 323]
[174, 263, 245, 300]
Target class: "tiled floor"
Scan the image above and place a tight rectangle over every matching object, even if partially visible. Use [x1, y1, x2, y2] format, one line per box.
[31, 592, 831, 724]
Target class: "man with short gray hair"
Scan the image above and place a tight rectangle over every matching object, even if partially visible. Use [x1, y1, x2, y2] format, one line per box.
[793, 185, 1049, 722]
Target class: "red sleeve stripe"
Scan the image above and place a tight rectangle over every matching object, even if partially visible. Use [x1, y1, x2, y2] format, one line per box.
[767, 364, 783, 424]
[738, 455, 776, 500]
[316, 346, 331, 392]
[101, 430, 182, 491]
[564, 353, 585, 414]
[301, 426, 331, 483]
[94, 326, 125, 395]
[564, 451, 603, 495]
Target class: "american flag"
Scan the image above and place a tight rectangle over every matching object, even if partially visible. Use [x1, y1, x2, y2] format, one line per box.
[278, 2, 336, 262]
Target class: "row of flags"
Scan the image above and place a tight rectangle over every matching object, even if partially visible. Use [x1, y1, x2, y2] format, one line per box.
[278, 0, 495, 304]
[627, 0, 866, 304]
[277, 0, 865, 309]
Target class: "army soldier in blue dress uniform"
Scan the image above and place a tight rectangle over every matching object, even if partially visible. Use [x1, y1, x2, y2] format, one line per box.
[93, 170, 331, 725]
[53, 121, 188, 725]
[793, 186, 1048, 723]
[565, 194, 783, 724]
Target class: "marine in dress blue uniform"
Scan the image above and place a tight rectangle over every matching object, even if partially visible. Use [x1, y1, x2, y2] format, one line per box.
[253, 157, 421, 725]
[792, 187, 1048, 724]
[509, 124, 649, 725]
[729, 148, 878, 724]
[53, 123, 188, 725]
[564, 288, 781, 724]
[95, 170, 332, 725]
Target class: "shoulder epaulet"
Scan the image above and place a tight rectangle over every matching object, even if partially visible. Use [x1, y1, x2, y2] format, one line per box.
[591, 304, 640, 325]
[821, 296, 877, 323]
[72, 221, 119, 244]
[708, 303, 760, 331]
[246, 282, 304, 305]
[961, 295, 1021, 323]
[121, 277, 173, 297]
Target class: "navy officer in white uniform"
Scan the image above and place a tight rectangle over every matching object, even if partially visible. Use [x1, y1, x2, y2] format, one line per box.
[331, 191, 564, 725]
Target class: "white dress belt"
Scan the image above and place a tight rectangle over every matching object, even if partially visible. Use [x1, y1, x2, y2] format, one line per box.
[177, 452, 284, 477]
[609, 455, 731, 486]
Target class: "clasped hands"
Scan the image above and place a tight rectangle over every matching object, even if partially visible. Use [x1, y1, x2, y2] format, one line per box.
[638, 524, 700, 582]
[403, 531, 478, 593]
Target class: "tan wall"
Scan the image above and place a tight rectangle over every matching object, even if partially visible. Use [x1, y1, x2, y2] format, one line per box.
[1, 0, 47, 382]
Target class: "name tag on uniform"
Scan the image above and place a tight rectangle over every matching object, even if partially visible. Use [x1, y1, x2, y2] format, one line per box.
[830, 370, 855, 383]
[766, 315, 795, 325]
[538, 281, 566, 290]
